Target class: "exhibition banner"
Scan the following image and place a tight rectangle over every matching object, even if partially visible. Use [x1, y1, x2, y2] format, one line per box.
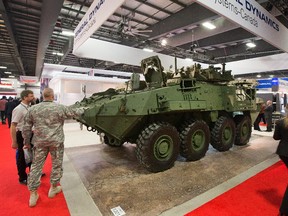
[19, 76, 38, 84]
[256, 79, 272, 89]
[0, 82, 13, 89]
[256, 78, 288, 92]
[196, 0, 288, 52]
[73, 0, 125, 52]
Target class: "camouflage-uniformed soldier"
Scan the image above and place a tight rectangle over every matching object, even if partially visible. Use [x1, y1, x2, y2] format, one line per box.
[22, 87, 84, 207]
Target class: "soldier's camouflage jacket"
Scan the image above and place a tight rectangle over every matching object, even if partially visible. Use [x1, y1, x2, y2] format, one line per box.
[22, 101, 84, 146]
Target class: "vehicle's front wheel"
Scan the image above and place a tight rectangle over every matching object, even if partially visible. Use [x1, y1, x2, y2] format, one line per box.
[136, 122, 180, 172]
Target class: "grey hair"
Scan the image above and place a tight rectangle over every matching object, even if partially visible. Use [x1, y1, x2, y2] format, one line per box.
[42, 88, 54, 99]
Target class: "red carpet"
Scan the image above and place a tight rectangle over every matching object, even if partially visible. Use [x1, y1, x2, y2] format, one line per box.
[0, 122, 70, 216]
[185, 161, 288, 216]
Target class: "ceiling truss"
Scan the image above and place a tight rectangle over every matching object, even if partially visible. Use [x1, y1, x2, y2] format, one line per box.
[0, 0, 287, 80]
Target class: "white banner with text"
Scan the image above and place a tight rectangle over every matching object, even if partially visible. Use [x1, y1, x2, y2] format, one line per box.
[196, 0, 288, 52]
[20, 76, 39, 84]
[73, 0, 125, 52]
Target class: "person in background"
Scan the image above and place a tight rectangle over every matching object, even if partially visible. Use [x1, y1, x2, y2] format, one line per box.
[22, 87, 85, 207]
[5, 97, 18, 128]
[253, 102, 267, 131]
[10, 90, 34, 185]
[259, 102, 266, 124]
[264, 100, 273, 132]
[30, 97, 39, 106]
[0, 96, 8, 124]
[273, 109, 288, 216]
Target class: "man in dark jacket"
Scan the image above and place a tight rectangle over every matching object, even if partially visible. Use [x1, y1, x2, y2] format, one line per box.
[264, 100, 273, 132]
[273, 114, 288, 216]
[0, 96, 8, 124]
[5, 97, 18, 128]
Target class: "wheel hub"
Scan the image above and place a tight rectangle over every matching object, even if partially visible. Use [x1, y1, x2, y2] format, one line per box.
[224, 127, 231, 141]
[192, 131, 204, 149]
[242, 124, 248, 136]
[154, 135, 172, 160]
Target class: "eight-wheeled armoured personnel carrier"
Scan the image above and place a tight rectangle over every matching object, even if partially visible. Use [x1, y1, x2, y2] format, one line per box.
[72, 56, 259, 172]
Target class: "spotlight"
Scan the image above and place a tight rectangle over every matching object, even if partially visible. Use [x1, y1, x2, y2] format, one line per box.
[143, 48, 153, 52]
[161, 39, 167, 46]
[202, 21, 216, 30]
[61, 30, 75, 36]
[246, 42, 256, 48]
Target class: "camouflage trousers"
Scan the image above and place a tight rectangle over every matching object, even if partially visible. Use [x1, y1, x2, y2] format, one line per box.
[28, 142, 64, 191]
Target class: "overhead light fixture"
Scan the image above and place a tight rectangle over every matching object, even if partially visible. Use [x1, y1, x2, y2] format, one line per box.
[61, 30, 75, 36]
[8, 75, 15, 78]
[190, 44, 197, 53]
[161, 39, 167, 46]
[143, 48, 153, 52]
[52, 52, 64, 56]
[202, 21, 216, 30]
[4, 71, 12, 74]
[246, 42, 256, 48]
[256, 74, 261, 78]
[0, 66, 7, 69]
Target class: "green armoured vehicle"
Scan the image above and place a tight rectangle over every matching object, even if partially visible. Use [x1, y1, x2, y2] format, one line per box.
[73, 56, 259, 172]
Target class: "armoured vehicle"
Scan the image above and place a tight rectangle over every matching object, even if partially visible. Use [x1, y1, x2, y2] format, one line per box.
[72, 56, 259, 173]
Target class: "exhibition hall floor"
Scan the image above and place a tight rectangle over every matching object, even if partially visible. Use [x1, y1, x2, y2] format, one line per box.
[61, 121, 281, 216]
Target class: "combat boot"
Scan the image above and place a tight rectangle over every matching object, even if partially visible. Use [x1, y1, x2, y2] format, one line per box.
[29, 190, 39, 207]
[48, 185, 62, 198]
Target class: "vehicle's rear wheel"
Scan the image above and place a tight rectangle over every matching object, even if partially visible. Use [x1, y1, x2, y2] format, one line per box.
[136, 122, 180, 172]
[180, 120, 210, 161]
[234, 115, 252, 146]
[211, 116, 235, 151]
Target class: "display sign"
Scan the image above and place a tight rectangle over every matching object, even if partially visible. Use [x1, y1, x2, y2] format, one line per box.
[256, 79, 272, 89]
[20, 76, 38, 84]
[0, 82, 13, 89]
[111, 206, 125, 216]
[196, 0, 288, 52]
[73, 0, 125, 52]
[256, 78, 288, 92]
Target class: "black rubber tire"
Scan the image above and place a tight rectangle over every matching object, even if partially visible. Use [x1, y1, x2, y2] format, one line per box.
[234, 115, 252, 146]
[103, 135, 123, 147]
[180, 120, 210, 161]
[135, 122, 180, 173]
[211, 116, 236, 152]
